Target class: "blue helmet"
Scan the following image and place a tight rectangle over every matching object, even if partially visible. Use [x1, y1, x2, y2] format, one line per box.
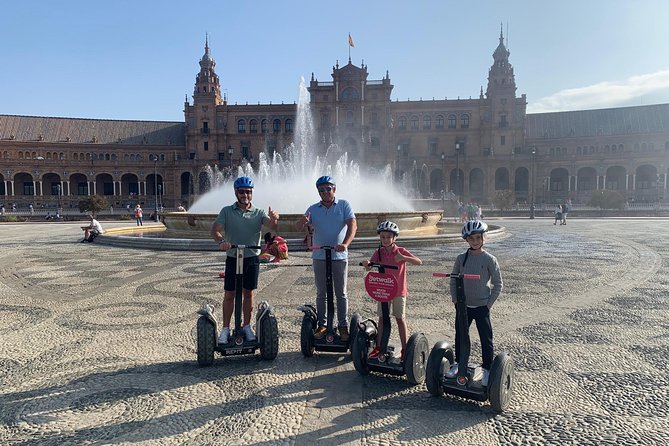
[233, 176, 254, 189]
[316, 175, 335, 187]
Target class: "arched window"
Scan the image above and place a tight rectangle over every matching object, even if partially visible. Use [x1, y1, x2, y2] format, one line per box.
[273, 119, 281, 132]
[18, 151, 24, 159]
[130, 154, 136, 161]
[249, 119, 258, 133]
[261, 119, 268, 133]
[340, 87, 360, 101]
[346, 111, 354, 124]
[410, 116, 419, 130]
[123, 154, 129, 160]
[423, 115, 431, 129]
[436, 115, 444, 129]
[111, 154, 117, 160]
[285, 119, 293, 132]
[105, 154, 111, 160]
[237, 119, 246, 133]
[448, 114, 456, 129]
[460, 114, 470, 128]
[26, 152, 31, 159]
[46, 153, 52, 160]
[398, 116, 406, 129]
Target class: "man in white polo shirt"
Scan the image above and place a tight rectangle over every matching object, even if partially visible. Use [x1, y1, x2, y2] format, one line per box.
[296, 176, 357, 341]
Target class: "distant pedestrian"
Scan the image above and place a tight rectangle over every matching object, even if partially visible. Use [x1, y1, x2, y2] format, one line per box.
[554, 205, 562, 225]
[561, 200, 571, 225]
[134, 204, 143, 226]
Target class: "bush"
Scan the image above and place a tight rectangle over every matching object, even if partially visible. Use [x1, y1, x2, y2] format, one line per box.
[492, 190, 515, 214]
[0, 215, 19, 222]
[78, 196, 109, 217]
[588, 190, 625, 211]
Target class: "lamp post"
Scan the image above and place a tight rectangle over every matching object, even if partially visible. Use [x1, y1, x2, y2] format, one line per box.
[152, 155, 158, 221]
[157, 184, 163, 212]
[228, 145, 233, 169]
[455, 142, 461, 201]
[396, 144, 401, 183]
[56, 183, 62, 217]
[530, 146, 536, 219]
[440, 152, 446, 213]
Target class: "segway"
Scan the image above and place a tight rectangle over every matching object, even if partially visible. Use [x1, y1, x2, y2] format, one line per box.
[351, 261, 429, 385]
[298, 246, 360, 356]
[196, 244, 279, 366]
[426, 272, 514, 412]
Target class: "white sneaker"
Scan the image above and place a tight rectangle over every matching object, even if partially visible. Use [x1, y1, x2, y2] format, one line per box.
[243, 324, 256, 341]
[446, 362, 459, 378]
[218, 327, 230, 344]
[481, 369, 490, 386]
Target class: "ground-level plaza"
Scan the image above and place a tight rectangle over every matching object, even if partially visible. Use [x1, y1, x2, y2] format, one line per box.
[1, 219, 668, 445]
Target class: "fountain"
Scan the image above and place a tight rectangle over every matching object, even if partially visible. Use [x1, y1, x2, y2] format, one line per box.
[163, 78, 443, 239]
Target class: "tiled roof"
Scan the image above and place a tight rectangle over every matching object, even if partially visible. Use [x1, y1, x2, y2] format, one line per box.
[526, 103, 669, 139]
[0, 115, 186, 146]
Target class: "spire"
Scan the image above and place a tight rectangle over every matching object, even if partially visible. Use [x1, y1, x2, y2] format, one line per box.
[486, 24, 516, 98]
[193, 36, 222, 104]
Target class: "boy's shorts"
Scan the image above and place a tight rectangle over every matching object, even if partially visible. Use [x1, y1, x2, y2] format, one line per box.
[377, 296, 406, 319]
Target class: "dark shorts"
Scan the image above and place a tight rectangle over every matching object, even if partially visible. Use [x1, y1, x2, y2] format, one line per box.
[224, 255, 260, 291]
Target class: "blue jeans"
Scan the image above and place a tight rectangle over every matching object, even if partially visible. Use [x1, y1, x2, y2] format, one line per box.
[313, 259, 348, 328]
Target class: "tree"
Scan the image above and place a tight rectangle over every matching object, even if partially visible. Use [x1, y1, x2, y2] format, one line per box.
[78, 196, 109, 217]
[588, 190, 625, 213]
[492, 189, 514, 215]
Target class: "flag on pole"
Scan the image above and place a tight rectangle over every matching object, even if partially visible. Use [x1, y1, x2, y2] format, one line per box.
[348, 33, 355, 48]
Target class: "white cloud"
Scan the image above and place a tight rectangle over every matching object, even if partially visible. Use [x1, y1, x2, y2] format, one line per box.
[528, 70, 669, 113]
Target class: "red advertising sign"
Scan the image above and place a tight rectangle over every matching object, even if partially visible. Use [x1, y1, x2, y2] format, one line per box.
[364, 272, 399, 303]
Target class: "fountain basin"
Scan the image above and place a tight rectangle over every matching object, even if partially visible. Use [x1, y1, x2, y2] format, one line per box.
[162, 210, 444, 239]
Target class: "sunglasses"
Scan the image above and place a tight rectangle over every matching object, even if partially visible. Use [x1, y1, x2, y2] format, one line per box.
[236, 189, 253, 195]
[318, 186, 334, 193]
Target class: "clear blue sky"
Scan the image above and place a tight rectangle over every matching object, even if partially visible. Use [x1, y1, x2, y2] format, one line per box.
[2, 0, 668, 121]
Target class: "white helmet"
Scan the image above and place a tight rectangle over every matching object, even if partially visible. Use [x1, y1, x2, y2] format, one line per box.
[377, 220, 400, 236]
[461, 220, 488, 239]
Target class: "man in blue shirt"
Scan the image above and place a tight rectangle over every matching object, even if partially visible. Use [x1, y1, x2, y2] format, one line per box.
[296, 176, 357, 341]
[210, 176, 279, 344]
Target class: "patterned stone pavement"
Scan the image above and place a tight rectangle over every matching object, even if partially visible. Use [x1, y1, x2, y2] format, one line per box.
[0, 219, 668, 445]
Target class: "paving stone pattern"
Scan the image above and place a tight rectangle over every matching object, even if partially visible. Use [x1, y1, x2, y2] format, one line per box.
[0, 219, 668, 445]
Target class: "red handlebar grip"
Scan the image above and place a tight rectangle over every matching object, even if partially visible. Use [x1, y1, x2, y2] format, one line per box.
[464, 274, 481, 280]
[432, 273, 450, 277]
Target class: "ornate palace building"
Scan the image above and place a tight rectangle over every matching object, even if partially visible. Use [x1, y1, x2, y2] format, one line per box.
[1, 31, 668, 211]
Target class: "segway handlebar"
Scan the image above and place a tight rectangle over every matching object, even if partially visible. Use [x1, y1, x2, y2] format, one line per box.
[432, 272, 480, 280]
[308, 245, 335, 251]
[228, 244, 261, 250]
[359, 261, 399, 270]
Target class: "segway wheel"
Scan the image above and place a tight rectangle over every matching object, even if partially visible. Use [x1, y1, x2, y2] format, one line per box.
[300, 315, 315, 357]
[349, 313, 361, 350]
[404, 333, 429, 385]
[351, 331, 370, 375]
[196, 317, 216, 367]
[488, 352, 515, 412]
[426, 341, 454, 396]
[259, 313, 279, 360]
